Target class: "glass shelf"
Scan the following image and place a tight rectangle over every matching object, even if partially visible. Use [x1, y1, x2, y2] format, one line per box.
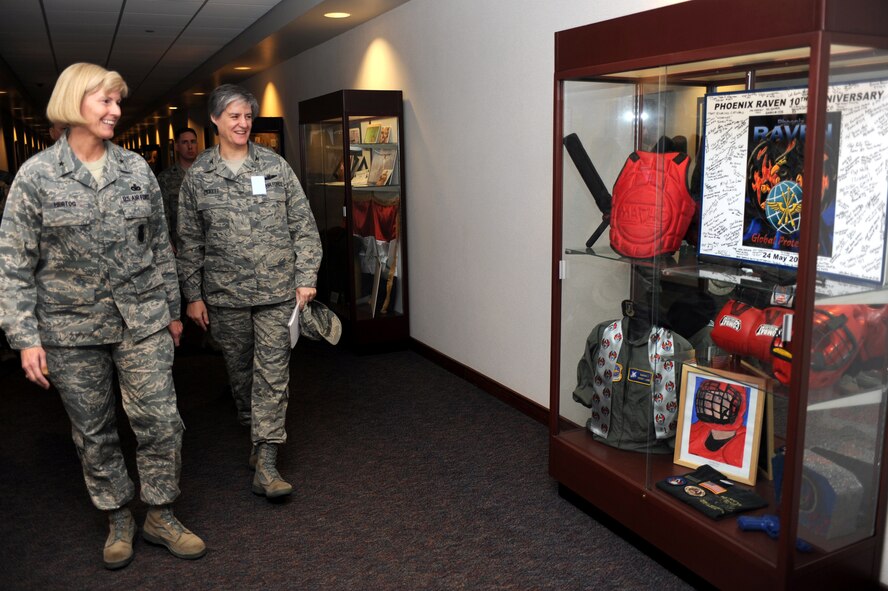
[567, 244, 887, 303]
[352, 185, 400, 193]
[316, 182, 400, 191]
[350, 142, 398, 150]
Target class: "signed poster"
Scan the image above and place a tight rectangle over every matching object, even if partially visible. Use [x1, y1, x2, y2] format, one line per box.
[698, 81, 888, 283]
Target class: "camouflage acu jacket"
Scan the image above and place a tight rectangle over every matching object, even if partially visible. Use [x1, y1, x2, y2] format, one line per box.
[156, 162, 187, 247]
[0, 136, 180, 349]
[177, 142, 321, 307]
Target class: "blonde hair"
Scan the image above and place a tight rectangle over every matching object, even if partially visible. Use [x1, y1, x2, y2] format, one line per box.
[46, 63, 129, 126]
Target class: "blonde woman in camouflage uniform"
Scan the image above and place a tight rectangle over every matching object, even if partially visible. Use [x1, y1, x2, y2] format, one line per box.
[177, 84, 321, 500]
[0, 63, 205, 569]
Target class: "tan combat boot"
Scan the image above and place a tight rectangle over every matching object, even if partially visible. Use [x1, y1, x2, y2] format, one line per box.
[103, 507, 135, 570]
[142, 505, 206, 560]
[251, 443, 293, 498]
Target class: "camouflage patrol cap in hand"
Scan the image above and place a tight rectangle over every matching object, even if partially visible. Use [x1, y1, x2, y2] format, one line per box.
[301, 300, 342, 345]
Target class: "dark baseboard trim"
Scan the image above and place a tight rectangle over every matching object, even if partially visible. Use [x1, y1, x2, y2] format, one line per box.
[410, 338, 548, 425]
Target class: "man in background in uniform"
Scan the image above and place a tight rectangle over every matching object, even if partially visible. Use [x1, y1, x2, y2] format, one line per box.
[158, 128, 206, 352]
[157, 127, 198, 251]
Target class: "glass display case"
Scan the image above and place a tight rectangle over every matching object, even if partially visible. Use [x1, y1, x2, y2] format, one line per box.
[298, 90, 408, 348]
[550, 1, 888, 587]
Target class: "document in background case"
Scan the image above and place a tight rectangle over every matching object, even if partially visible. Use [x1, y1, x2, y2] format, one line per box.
[364, 124, 381, 144]
[368, 148, 397, 185]
[352, 169, 370, 186]
[287, 303, 300, 348]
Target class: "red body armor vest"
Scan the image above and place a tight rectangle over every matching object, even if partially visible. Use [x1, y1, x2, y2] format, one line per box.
[609, 151, 696, 258]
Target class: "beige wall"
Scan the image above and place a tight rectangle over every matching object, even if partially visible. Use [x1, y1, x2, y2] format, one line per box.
[240, 0, 888, 582]
[241, 0, 684, 408]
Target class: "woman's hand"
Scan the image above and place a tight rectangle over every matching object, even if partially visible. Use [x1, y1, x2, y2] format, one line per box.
[21, 346, 50, 390]
[168, 319, 183, 346]
[186, 300, 210, 331]
[296, 287, 316, 310]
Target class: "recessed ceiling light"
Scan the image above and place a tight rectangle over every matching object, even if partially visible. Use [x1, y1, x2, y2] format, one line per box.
[324, 12, 351, 18]
[168, 106, 178, 110]
[234, 66, 252, 71]
[193, 92, 206, 96]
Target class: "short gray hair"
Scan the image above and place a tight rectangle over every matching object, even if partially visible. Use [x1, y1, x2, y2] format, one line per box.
[208, 84, 259, 121]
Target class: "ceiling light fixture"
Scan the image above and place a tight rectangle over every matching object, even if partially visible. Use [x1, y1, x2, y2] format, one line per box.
[324, 12, 351, 18]
[234, 66, 252, 71]
[193, 92, 206, 96]
[168, 106, 178, 110]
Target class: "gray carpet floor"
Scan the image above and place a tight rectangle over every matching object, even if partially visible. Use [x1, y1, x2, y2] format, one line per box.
[0, 341, 699, 590]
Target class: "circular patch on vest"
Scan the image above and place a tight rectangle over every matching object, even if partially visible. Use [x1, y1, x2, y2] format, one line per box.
[684, 485, 706, 497]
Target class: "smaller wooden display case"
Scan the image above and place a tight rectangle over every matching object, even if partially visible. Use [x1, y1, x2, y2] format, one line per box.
[298, 90, 408, 348]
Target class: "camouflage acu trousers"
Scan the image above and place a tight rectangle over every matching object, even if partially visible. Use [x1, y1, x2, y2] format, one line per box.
[45, 328, 183, 510]
[208, 300, 292, 444]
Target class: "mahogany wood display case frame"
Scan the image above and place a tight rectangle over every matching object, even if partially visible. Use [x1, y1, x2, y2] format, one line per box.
[549, 1, 888, 588]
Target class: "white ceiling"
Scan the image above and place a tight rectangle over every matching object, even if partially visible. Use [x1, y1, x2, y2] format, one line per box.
[0, 0, 410, 134]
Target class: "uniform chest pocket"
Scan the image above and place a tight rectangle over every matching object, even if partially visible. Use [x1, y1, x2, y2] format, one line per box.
[197, 198, 232, 239]
[122, 202, 152, 220]
[196, 196, 227, 213]
[42, 207, 95, 263]
[38, 208, 98, 303]
[257, 192, 289, 238]
[43, 206, 93, 227]
[198, 197, 250, 238]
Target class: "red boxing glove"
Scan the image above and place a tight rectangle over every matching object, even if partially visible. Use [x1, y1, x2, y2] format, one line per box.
[748, 307, 789, 361]
[712, 300, 763, 358]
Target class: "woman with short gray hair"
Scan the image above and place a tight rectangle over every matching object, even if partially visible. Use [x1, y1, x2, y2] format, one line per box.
[177, 83, 322, 501]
